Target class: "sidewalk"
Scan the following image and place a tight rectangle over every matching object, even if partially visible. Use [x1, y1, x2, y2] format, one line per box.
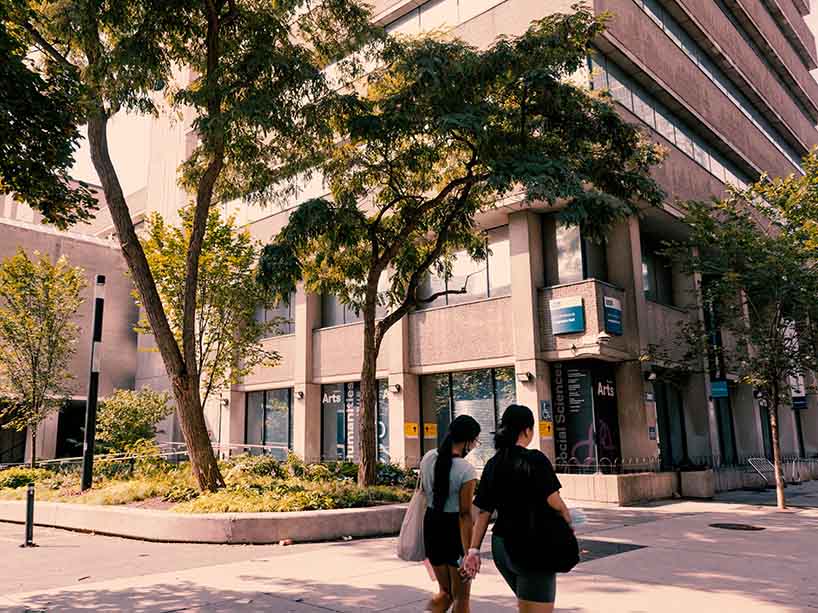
[3, 489, 818, 612]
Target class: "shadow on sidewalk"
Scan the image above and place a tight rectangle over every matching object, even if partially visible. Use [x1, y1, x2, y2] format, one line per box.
[1, 577, 589, 612]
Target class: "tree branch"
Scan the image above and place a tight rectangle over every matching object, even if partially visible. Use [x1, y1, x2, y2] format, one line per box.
[21, 22, 74, 72]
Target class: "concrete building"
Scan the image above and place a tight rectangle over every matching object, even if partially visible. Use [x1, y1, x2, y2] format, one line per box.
[0, 213, 139, 464]
[41, 0, 818, 496]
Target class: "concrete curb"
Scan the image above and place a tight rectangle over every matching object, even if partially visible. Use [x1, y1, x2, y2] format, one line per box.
[0, 500, 408, 544]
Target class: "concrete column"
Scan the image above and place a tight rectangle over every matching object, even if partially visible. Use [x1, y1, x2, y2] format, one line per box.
[508, 211, 554, 456]
[227, 389, 246, 457]
[292, 284, 321, 462]
[386, 315, 421, 467]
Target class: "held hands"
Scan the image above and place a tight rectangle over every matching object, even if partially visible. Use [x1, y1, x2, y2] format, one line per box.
[462, 548, 481, 579]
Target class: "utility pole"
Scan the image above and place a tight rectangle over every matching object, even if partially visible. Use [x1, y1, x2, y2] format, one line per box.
[81, 275, 106, 492]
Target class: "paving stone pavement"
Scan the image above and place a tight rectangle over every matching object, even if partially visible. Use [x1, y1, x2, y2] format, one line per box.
[2, 485, 818, 612]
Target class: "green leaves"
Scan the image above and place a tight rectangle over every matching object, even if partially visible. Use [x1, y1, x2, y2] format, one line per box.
[96, 387, 173, 453]
[259, 7, 663, 323]
[138, 208, 279, 404]
[668, 153, 818, 398]
[0, 249, 85, 432]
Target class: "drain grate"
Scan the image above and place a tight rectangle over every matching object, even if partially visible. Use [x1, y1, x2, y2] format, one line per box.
[709, 523, 765, 531]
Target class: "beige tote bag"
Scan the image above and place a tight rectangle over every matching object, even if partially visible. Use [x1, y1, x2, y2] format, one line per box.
[397, 477, 426, 562]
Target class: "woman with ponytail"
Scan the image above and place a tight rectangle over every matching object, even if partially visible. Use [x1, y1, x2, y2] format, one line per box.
[463, 405, 572, 613]
[419, 414, 481, 612]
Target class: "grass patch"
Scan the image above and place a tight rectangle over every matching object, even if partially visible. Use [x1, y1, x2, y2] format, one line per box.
[0, 451, 414, 513]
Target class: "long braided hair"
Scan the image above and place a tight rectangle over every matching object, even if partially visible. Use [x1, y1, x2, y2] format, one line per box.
[433, 415, 481, 511]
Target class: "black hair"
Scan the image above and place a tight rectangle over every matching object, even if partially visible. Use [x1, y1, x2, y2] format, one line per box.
[494, 404, 535, 450]
[433, 415, 481, 512]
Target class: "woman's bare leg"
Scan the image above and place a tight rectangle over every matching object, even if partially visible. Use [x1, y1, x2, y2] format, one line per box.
[450, 566, 472, 613]
[518, 599, 554, 613]
[428, 564, 454, 612]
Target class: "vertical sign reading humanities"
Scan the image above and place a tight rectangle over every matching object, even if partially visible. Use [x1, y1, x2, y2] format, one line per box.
[603, 296, 623, 336]
[549, 296, 585, 335]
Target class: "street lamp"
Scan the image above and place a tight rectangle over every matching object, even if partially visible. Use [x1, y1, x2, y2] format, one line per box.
[81, 275, 106, 492]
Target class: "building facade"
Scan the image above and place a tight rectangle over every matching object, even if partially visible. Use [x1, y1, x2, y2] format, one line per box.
[0, 216, 139, 464]
[73, 0, 818, 492]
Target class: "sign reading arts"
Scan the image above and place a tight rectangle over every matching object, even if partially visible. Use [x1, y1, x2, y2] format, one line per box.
[603, 296, 623, 336]
[549, 296, 585, 335]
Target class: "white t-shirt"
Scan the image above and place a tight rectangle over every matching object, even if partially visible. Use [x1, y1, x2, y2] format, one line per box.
[419, 449, 478, 513]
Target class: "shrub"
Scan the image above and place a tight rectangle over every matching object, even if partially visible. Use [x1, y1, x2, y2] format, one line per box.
[96, 388, 173, 453]
[0, 467, 52, 489]
[163, 483, 199, 503]
[376, 463, 417, 488]
[223, 454, 287, 481]
[285, 452, 307, 478]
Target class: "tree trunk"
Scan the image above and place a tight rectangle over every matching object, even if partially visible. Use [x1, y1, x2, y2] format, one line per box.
[769, 388, 787, 510]
[29, 427, 36, 469]
[86, 112, 224, 492]
[358, 296, 380, 486]
[174, 375, 225, 491]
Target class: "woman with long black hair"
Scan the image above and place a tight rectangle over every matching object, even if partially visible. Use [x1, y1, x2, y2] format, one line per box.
[463, 404, 572, 613]
[419, 414, 481, 612]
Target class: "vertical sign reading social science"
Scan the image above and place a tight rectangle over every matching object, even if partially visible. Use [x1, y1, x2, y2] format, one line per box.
[549, 296, 585, 335]
[603, 296, 623, 336]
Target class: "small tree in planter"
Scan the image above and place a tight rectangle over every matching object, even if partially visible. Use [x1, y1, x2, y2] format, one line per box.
[667, 158, 818, 509]
[0, 250, 85, 467]
[96, 388, 173, 454]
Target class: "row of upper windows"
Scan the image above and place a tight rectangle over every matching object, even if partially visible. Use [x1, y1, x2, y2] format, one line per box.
[713, 0, 816, 124]
[256, 215, 683, 335]
[385, 0, 504, 35]
[591, 54, 754, 190]
[633, 0, 804, 173]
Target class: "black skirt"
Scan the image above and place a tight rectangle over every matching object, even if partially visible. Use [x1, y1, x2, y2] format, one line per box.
[423, 508, 463, 567]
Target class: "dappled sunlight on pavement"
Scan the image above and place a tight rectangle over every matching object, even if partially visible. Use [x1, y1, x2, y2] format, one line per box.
[2, 496, 818, 612]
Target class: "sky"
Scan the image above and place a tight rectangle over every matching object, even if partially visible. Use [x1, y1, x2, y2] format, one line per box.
[70, 112, 152, 197]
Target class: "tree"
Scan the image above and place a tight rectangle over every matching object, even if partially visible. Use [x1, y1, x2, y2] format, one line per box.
[96, 387, 173, 453]
[667, 154, 818, 509]
[0, 249, 86, 467]
[5, 0, 377, 490]
[139, 207, 280, 410]
[258, 8, 665, 485]
[0, 0, 97, 228]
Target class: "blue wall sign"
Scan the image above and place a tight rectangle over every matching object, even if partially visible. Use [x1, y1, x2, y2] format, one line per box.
[549, 296, 585, 335]
[711, 380, 729, 399]
[603, 296, 623, 336]
[792, 395, 808, 411]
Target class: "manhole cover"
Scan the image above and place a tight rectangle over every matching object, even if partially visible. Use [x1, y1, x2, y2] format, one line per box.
[709, 523, 765, 531]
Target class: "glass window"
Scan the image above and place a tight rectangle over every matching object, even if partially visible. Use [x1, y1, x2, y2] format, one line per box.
[421, 367, 517, 469]
[556, 222, 583, 284]
[256, 293, 294, 337]
[643, 0, 664, 26]
[377, 380, 390, 463]
[607, 68, 633, 111]
[421, 373, 451, 453]
[642, 245, 674, 305]
[321, 294, 362, 327]
[321, 383, 345, 460]
[245, 389, 292, 459]
[584, 236, 608, 281]
[631, 86, 655, 125]
[487, 226, 511, 297]
[245, 391, 265, 449]
[715, 396, 737, 465]
[447, 249, 488, 305]
[264, 389, 292, 459]
[654, 107, 676, 143]
[675, 125, 695, 157]
[419, 269, 448, 309]
[590, 57, 608, 91]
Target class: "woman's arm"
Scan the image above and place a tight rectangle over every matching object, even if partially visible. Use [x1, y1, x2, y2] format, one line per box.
[458, 479, 477, 555]
[463, 508, 491, 577]
[547, 490, 572, 526]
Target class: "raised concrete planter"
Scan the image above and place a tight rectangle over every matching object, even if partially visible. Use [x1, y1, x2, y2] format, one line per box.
[680, 469, 715, 499]
[559, 472, 678, 505]
[0, 500, 407, 544]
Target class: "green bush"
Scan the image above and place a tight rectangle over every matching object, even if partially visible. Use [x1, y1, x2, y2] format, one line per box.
[163, 483, 199, 503]
[0, 467, 52, 489]
[96, 388, 173, 453]
[223, 454, 287, 481]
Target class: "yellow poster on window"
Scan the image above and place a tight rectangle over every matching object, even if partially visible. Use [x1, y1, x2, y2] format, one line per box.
[539, 421, 554, 437]
[404, 422, 419, 438]
[424, 423, 438, 438]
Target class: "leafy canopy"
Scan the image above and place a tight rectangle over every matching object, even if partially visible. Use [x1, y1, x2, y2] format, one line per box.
[667, 150, 818, 397]
[96, 387, 173, 453]
[138, 208, 280, 406]
[0, 0, 97, 227]
[0, 249, 85, 432]
[258, 6, 664, 325]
